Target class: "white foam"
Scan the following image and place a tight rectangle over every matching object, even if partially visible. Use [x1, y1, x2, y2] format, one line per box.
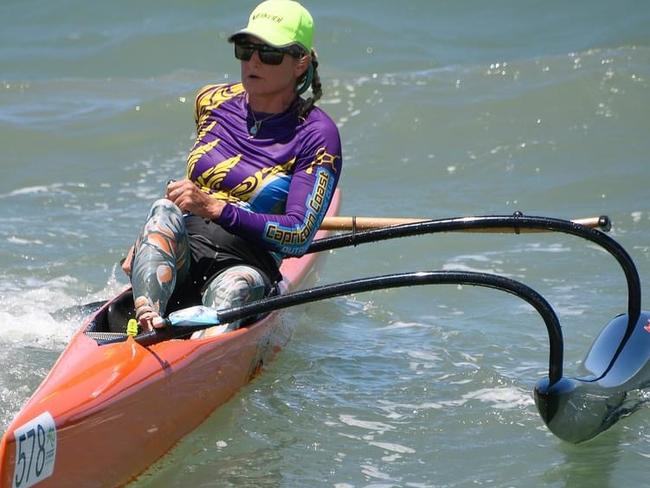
[551, 304, 587, 317]
[407, 350, 441, 363]
[519, 242, 572, 253]
[339, 415, 395, 433]
[0, 310, 64, 344]
[6, 236, 44, 245]
[441, 262, 518, 278]
[0, 186, 49, 198]
[0, 274, 127, 347]
[380, 320, 429, 330]
[376, 400, 444, 418]
[461, 387, 534, 410]
[368, 441, 416, 454]
[360, 464, 393, 481]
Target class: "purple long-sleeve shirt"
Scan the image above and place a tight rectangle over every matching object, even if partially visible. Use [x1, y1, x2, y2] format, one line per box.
[187, 83, 342, 258]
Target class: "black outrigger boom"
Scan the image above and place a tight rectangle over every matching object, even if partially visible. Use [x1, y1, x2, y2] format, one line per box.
[311, 212, 650, 442]
[135, 212, 649, 443]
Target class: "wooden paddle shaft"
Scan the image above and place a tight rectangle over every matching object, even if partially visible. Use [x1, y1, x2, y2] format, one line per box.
[320, 216, 607, 232]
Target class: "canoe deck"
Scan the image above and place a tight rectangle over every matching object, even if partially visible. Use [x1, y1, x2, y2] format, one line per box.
[0, 191, 340, 488]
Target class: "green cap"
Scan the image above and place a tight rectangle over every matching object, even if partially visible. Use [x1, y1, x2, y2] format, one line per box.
[228, 0, 314, 52]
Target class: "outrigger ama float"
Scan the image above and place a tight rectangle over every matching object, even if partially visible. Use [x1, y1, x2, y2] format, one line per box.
[1, 202, 649, 487]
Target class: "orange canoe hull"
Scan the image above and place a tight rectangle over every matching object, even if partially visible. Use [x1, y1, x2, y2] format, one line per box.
[0, 191, 340, 488]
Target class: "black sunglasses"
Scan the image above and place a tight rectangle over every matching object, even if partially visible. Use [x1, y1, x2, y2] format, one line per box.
[234, 42, 303, 66]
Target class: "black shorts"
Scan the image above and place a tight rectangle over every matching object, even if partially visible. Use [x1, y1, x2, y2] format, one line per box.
[166, 216, 281, 311]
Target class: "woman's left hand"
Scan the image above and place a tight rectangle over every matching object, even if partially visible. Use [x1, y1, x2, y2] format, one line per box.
[165, 179, 225, 220]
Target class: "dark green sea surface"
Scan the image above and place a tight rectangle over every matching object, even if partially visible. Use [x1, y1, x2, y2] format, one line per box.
[1, 1, 649, 486]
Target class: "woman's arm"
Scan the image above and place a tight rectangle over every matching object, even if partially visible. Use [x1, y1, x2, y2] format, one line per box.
[167, 146, 340, 257]
[217, 151, 340, 256]
[217, 117, 342, 256]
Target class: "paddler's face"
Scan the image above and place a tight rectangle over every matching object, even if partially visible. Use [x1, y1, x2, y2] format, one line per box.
[238, 36, 309, 99]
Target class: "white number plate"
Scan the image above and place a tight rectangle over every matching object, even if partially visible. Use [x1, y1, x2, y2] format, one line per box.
[12, 412, 57, 488]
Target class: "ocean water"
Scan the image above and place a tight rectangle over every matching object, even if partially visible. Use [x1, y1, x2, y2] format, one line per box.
[1, 0, 650, 486]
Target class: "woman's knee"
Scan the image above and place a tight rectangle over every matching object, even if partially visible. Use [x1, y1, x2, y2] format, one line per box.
[148, 199, 183, 221]
[202, 265, 269, 309]
[142, 199, 186, 237]
[195, 266, 270, 337]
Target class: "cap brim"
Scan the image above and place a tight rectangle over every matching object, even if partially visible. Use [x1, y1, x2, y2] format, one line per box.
[227, 29, 307, 51]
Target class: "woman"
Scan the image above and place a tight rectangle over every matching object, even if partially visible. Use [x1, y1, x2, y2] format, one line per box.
[122, 0, 342, 337]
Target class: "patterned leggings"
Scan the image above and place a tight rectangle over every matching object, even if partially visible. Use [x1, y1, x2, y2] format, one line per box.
[130, 199, 268, 335]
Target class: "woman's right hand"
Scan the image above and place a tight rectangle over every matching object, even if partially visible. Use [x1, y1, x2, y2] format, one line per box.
[122, 246, 134, 275]
[166, 179, 225, 220]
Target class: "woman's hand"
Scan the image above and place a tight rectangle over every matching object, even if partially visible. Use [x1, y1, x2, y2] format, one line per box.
[165, 179, 225, 220]
[122, 245, 134, 275]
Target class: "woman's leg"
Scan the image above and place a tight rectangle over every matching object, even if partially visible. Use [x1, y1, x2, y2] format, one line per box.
[192, 265, 270, 338]
[130, 199, 190, 329]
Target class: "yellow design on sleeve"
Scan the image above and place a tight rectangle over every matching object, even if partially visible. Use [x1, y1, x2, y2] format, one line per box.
[195, 83, 245, 127]
[305, 147, 340, 175]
